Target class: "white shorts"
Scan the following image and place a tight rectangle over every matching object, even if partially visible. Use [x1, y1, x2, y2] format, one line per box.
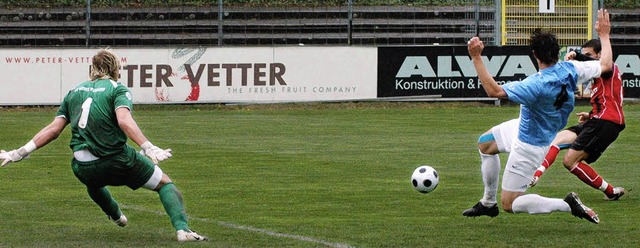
[490, 118, 519, 153]
[492, 119, 549, 192]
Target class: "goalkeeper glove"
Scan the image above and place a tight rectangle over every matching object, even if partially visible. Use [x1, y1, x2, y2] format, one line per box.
[140, 141, 172, 164]
[0, 140, 37, 167]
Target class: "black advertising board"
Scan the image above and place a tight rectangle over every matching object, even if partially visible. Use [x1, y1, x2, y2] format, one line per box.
[378, 46, 640, 99]
[614, 46, 640, 98]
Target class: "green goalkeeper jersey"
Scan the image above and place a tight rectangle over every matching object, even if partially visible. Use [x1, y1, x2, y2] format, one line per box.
[56, 78, 134, 157]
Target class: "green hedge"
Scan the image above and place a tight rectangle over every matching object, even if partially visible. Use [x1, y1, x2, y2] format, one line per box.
[0, 0, 637, 8]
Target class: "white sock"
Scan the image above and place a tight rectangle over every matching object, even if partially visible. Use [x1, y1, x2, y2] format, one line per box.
[512, 194, 571, 214]
[479, 152, 500, 206]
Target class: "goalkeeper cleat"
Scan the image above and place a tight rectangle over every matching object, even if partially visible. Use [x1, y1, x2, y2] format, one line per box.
[109, 214, 128, 227]
[177, 230, 209, 242]
[462, 202, 499, 217]
[604, 187, 625, 201]
[564, 192, 599, 224]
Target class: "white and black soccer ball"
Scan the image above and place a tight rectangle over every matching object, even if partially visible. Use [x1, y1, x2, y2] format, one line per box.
[411, 165, 439, 193]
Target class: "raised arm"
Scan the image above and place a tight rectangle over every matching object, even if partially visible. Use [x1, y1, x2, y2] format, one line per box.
[467, 37, 507, 98]
[596, 9, 613, 73]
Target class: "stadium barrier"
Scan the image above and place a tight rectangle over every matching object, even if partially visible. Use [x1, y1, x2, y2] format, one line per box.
[1, 45, 639, 106]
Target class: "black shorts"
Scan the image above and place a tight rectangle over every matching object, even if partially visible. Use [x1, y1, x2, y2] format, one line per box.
[567, 119, 625, 164]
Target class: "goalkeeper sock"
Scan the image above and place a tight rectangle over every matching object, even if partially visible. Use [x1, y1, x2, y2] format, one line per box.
[158, 183, 189, 231]
[87, 187, 121, 220]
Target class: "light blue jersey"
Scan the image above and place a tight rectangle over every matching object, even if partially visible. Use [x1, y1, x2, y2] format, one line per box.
[503, 60, 601, 146]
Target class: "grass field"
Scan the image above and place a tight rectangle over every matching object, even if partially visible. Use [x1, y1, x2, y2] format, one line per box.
[0, 102, 639, 247]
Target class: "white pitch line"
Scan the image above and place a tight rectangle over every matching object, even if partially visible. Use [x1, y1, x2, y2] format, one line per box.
[122, 204, 354, 248]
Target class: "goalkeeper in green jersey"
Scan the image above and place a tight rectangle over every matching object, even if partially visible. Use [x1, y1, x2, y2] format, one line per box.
[0, 49, 207, 242]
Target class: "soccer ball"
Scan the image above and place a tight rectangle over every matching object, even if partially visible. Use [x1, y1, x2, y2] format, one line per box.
[411, 165, 439, 193]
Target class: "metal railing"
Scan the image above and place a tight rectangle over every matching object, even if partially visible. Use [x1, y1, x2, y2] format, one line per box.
[0, 0, 636, 47]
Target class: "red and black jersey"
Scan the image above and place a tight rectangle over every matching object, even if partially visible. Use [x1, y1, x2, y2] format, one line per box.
[589, 64, 625, 125]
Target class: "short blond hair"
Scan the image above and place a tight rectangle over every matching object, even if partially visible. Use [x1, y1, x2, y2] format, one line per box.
[90, 49, 120, 81]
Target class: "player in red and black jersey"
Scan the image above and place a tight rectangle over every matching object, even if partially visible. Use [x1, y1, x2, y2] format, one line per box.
[531, 39, 626, 201]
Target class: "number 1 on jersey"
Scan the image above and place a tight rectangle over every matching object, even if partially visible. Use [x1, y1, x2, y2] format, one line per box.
[79, 98, 93, 129]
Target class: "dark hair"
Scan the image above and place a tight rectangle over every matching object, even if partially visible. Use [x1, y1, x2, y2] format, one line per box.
[529, 29, 560, 65]
[582, 39, 602, 53]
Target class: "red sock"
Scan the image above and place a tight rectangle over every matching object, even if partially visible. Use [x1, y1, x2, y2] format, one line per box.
[570, 162, 614, 195]
[541, 145, 560, 169]
[533, 145, 560, 179]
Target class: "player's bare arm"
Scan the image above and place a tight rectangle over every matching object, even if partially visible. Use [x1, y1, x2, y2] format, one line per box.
[0, 117, 68, 166]
[596, 9, 613, 73]
[116, 107, 150, 147]
[467, 37, 507, 98]
[31, 117, 68, 148]
[115, 107, 172, 164]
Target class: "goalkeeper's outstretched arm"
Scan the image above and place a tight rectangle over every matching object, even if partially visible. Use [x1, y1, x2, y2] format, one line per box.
[115, 107, 172, 164]
[0, 117, 68, 167]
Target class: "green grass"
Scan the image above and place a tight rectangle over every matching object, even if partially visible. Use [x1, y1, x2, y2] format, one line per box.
[1, 101, 639, 247]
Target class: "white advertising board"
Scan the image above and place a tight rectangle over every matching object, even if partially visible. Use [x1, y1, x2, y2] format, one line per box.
[0, 47, 377, 105]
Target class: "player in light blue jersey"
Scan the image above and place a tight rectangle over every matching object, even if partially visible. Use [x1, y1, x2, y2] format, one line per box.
[462, 9, 613, 224]
[0, 49, 207, 241]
